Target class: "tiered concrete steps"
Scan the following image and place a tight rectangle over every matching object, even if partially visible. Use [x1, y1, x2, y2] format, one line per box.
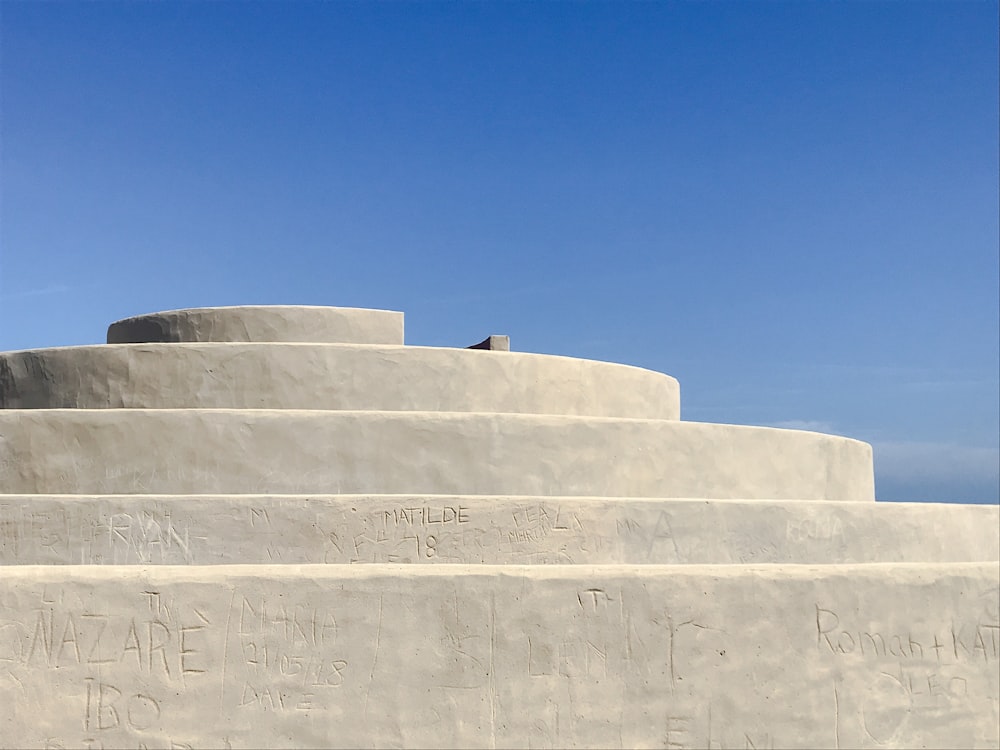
[0, 305, 996, 749]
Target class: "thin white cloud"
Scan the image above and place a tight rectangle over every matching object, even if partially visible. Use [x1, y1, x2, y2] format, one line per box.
[874, 441, 1000, 483]
[773, 362, 998, 384]
[899, 379, 999, 392]
[0, 284, 71, 301]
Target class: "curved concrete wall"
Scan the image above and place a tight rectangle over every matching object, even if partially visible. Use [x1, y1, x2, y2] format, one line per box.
[107, 305, 404, 344]
[1, 304, 996, 749]
[1, 564, 996, 749]
[0, 344, 680, 419]
[0, 409, 875, 501]
[1, 495, 995, 566]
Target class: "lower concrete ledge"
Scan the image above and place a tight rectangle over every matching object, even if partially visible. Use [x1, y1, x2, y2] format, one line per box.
[0, 494, 996, 566]
[0, 564, 996, 748]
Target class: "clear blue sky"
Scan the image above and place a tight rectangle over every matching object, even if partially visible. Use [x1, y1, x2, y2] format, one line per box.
[1, 1, 997, 504]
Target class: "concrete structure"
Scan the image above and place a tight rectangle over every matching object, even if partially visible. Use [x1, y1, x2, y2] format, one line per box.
[0, 305, 996, 749]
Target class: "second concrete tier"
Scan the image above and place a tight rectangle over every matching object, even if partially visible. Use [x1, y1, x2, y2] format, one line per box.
[1, 494, 994, 565]
[0, 409, 873, 500]
[0, 343, 679, 418]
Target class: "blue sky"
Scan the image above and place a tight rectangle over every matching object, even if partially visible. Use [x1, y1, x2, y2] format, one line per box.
[1, 1, 997, 504]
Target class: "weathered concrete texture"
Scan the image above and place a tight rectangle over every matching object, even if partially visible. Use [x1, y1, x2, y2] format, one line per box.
[0, 343, 680, 418]
[106, 306, 404, 345]
[2, 304, 995, 750]
[0, 495, 996, 566]
[0, 410, 875, 501]
[0, 564, 996, 749]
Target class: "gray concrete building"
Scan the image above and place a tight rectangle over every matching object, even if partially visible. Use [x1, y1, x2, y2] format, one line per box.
[0, 305, 996, 748]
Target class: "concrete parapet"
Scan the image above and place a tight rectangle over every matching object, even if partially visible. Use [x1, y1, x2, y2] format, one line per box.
[106, 306, 404, 345]
[0, 494, 995, 566]
[0, 563, 996, 749]
[0, 343, 680, 418]
[0, 410, 875, 501]
[467, 335, 510, 351]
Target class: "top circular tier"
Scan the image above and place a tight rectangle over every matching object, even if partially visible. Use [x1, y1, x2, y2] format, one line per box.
[107, 305, 404, 345]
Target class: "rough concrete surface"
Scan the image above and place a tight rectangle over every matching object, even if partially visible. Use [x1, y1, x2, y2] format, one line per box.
[106, 306, 404, 345]
[1, 305, 997, 749]
[0, 495, 996, 566]
[0, 409, 874, 501]
[0, 564, 996, 749]
[0, 343, 680, 418]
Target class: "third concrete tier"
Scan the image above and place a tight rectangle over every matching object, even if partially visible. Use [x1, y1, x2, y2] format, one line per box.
[0, 409, 874, 500]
